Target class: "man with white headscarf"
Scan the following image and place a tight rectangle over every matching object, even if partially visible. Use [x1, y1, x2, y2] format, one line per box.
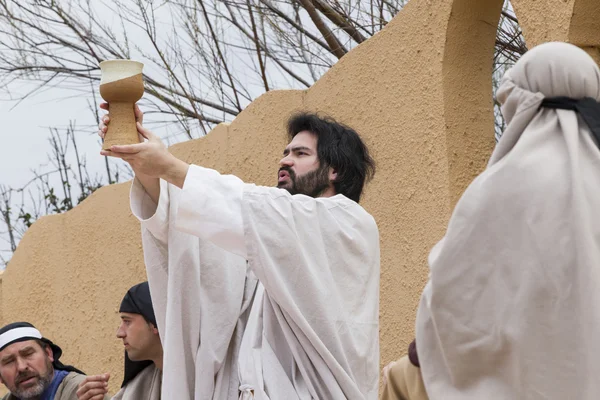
[0, 322, 100, 400]
[415, 42, 600, 399]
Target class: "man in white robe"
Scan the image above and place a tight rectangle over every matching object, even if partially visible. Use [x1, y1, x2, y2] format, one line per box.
[416, 42, 600, 399]
[99, 111, 380, 399]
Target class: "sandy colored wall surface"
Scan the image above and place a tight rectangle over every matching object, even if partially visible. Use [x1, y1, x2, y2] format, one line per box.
[0, 0, 598, 396]
[511, 0, 600, 63]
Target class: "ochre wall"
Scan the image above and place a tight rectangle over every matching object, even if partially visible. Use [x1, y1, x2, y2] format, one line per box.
[0, 0, 598, 396]
[512, 0, 600, 63]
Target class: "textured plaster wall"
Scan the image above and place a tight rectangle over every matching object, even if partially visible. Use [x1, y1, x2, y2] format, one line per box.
[0, 0, 596, 396]
[512, 0, 600, 63]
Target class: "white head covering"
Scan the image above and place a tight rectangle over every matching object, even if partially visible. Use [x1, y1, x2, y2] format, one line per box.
[415, 42, 600, 400]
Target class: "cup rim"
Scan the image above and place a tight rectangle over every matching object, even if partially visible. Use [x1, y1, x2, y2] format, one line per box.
[99, 59, 144, 68]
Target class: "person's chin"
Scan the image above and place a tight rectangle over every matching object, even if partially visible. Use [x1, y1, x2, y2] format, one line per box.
[15, 377, 43, 396]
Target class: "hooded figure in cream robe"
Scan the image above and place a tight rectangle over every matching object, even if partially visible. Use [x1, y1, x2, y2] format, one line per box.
[416, 42, 600, 399]
[119, 113, 380, 400]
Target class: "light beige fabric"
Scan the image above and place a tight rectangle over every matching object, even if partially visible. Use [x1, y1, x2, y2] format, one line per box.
[131, 176, 248, 400]
[54, 373, 87, 400]
[380, 356, 428, 400]
[112, 364, 161, 400]
[131, 164, 380, 399]
[415, 42, 600, 399]
[175, 166, 380, 399]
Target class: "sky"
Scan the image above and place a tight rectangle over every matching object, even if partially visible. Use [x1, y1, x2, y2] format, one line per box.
[0, 0, 513, 265]
[0, 2, 186, 264]
[0, 70, 190, 265]
[0, 79, 180, 188]
[0, 0, 298, 189]
[0, 82, 127, 265]
[0, 86, 104, 188]
[0, 2, 174, 190]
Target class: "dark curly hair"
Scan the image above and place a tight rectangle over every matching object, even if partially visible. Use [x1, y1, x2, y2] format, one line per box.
[287, 112, 375, 203]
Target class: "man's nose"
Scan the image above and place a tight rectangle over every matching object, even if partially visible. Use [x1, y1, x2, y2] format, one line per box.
[279, 154, 293, 167]
[116, 326, 126, 338]
[15, 357, 28, 372]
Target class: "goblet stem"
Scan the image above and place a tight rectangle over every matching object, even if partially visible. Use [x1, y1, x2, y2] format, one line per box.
[102, 102, 140, 150]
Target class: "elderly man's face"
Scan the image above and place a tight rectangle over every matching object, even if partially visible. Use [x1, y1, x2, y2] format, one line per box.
[0, 340, 54, 399]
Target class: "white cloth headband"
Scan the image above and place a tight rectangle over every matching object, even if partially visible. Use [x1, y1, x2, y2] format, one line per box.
[0, 327, 42, 350]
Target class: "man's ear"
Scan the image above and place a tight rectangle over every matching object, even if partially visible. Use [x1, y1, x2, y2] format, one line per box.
[150, 324, 159, 336]
[45, 345, 54, 362]
[328, 166, 338, 182]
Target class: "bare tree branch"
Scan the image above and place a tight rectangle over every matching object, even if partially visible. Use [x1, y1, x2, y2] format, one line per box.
[297, 0, 347, 59]
[0, 0, 526, 265]
[312, 0, 367, 44]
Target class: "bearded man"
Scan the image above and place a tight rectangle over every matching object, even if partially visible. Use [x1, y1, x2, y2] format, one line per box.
[99, 110, 380, 399]
[0, 322, 103, 400]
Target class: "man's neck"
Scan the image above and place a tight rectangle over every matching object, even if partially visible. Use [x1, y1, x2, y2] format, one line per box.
[151, 353, 164, 371]
[319, 186, 337, 199]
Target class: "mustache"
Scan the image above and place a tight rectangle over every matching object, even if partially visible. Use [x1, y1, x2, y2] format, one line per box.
[15, 371, 38, 385]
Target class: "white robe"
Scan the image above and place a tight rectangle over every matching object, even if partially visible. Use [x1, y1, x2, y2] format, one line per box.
[131, 165, 380, 399]
[415, 42, 600, 399]
[131, 172, 249, 400]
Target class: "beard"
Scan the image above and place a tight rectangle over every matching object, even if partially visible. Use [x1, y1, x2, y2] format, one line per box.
[277, 165, 330, 198]
[10, 358, 54, 399]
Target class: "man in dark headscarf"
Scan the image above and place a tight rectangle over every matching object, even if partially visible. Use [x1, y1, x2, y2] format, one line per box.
[76, 282, 162, 400]
[0, 321, 96, 400]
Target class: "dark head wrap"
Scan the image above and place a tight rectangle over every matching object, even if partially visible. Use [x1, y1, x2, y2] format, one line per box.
[541, 97, 600, 148]
[119, 281, 158, 388]
[0, 322, 84, 374]
[408, 339, 420, 367]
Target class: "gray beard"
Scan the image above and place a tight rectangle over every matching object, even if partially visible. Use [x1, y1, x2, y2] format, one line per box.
[12, 366, 54, 400]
